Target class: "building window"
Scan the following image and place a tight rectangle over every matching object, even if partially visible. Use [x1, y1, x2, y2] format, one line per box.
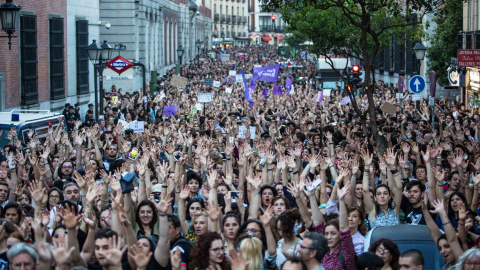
[76, 20, 89, 95]
[49, 17, 65, 100]
[20, 14, 38, 106]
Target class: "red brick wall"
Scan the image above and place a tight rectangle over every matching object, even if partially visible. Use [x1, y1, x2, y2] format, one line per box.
[0, 0, 67, 109]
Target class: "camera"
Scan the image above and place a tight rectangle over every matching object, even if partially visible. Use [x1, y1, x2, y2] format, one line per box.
[196, 11, 200, 15]
[105, 21, 111, 29]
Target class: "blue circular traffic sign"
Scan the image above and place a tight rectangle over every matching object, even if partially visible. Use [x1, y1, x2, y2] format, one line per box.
[409, 75, 426, 94]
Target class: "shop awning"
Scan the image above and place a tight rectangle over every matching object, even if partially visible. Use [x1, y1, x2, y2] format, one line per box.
[261, 35, 272, 41]
[276, 35, 284, 39]
[250, 32, 258, 37]
[213, 41, 220, 45]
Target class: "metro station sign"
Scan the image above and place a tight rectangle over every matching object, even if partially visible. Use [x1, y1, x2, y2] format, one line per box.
[107, 55, 134, 75]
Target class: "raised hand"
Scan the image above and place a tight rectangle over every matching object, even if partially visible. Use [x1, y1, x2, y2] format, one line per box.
[51, 239, 75, 266]
[205, 200, 223, 221]
[337, 182, 351, 201]
[58, 205, 81, 229]
[429, 199, 445, 215]
[246, 173, 262, 191]
[179, 185, 190, 200]
[28, 180, 45, 204]
[105, 236, 128, 267]
[128, 244, 152, 270]
[151, 193, 173, 214]
[86, 183, 101, 203]
[258, 204, 274, 227]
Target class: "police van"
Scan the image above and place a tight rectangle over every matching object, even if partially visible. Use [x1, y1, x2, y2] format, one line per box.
[0, 110, 63, 146]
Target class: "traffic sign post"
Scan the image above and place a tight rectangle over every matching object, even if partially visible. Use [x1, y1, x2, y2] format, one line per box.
[409, 75, 426, 94]
[398, 76, 404, 113]
[409, 75, 425, 111]
[430, 71, 437, 132]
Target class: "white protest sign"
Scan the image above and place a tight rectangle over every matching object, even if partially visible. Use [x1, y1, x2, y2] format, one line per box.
[235, 74, 243, 82]
[412, 95, 423, 101]
[245, 74, 253, 80]
[229, 70, 237, 76]
[213, 81, 221, 87]
[194, 103, 203, 111]
[323, 89, 332, 96]
[198, 93, 212, 103]
[249, 126, 256, 140]
[238, 126, 247, 139]
[254, 65, 262, 69]
[225, 88, 232, 94]
[396, 93, 403, 99]
[289, 85, 295, 94]
[129, 121, 145, 133]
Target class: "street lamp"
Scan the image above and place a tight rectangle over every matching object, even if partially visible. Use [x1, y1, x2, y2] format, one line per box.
[177, 44, 185, 75]
[0, 0, 21, 50]
[413, 42, 426, 61]
[205, 36, 208, 52]
[87, 39, 113, 120]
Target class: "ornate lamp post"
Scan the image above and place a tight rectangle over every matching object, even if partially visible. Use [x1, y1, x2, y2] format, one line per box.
[177, 44, 185, 75]
[0, 0, 21, 49]
[87, 40, 113, 120]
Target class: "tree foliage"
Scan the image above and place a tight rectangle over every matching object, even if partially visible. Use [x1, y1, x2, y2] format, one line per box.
[427, 0, 464, 86]
[261, 0, 445, 153]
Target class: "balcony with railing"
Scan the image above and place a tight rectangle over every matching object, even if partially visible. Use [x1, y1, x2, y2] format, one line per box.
[243, 16, 247, 24]
[260, 25, 273, 32]
[220, 31, 225, 38]
[232, 15, 237, 24]
[227, 15, 232, 23]
[214, 13, 220, 23]
[221, 14, 226, 22]
[243, 31, 246, 36]
[274, 27, 284, 33]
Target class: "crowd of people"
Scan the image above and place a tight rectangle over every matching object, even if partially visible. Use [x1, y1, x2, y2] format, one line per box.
[0, 44, 480, 270]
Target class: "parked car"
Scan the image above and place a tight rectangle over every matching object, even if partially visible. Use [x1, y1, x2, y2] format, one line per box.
[363, 224, 445, 270]
[0, 110, 63, 146]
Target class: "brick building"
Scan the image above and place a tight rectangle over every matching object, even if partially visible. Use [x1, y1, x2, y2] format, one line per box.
[0, 0, 67, 111]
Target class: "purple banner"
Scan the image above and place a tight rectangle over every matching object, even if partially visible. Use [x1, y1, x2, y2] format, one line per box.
[243, 74, 254, 108]
[252, 64, 280, 82]
[286, 76, 292, 92]
[262, 86, 268, 99]
[317, 91, 323, 105]
[162, 106, 178, 116]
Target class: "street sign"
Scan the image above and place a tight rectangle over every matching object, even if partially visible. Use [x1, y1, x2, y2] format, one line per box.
[429, 71, 436, 97]
[398, 76, 404, 93]
[448, 67, 459, 86]
[428, 97, 435, 106]
[409, 75, 426, 94]
[107, 55, 134, 75]
[396, 93, 403, 99]
[457, 49, 480, 67]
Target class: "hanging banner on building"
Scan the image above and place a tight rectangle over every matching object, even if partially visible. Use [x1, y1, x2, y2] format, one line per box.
[107, 56, 134, 75]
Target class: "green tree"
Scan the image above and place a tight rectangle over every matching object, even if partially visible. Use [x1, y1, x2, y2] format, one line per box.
[427, 0, 464, 86]
[262, 0, 443, 153]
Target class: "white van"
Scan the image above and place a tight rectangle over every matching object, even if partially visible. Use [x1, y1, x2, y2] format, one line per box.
[0, 110, 63, 146]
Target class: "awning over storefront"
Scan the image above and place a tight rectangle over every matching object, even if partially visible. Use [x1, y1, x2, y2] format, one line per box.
[213, 41, 220, 45]
[250, 32, 258, 37]
[276, 35, 284, 39]
[261, 35, 272, 41]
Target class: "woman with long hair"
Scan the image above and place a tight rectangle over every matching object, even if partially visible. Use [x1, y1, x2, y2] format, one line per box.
[276, 210, 302, 262]
[424, 199, 463, 270]
[221, 213, 241, 252]
[361, 149, 402, 230]
[368, 238, 400, 270]
[189, 232, 229, 270]
[133, 200, 159, 244]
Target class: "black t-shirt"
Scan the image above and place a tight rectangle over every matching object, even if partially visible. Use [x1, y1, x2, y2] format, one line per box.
[400, 195, 436, 225]
[0, 252, 8, 270]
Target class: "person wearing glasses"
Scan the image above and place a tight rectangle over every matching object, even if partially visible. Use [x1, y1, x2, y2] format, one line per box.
[368, 238, 400, 270]
[189, 232, 229, 270]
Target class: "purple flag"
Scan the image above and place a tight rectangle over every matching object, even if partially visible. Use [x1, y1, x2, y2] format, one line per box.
[249, 78, 256, 91]
[341, 96, 351, 105]
[162, 106, 178, 116]
[252, 64, 280, 82]
[262, 86, 268, 99]
[317, 91, 323, 105]
[278, 85, 283, 96]
[243, 74, 254, 108]
[272, 83, 277, 95]
[286, 76, 293, 93]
